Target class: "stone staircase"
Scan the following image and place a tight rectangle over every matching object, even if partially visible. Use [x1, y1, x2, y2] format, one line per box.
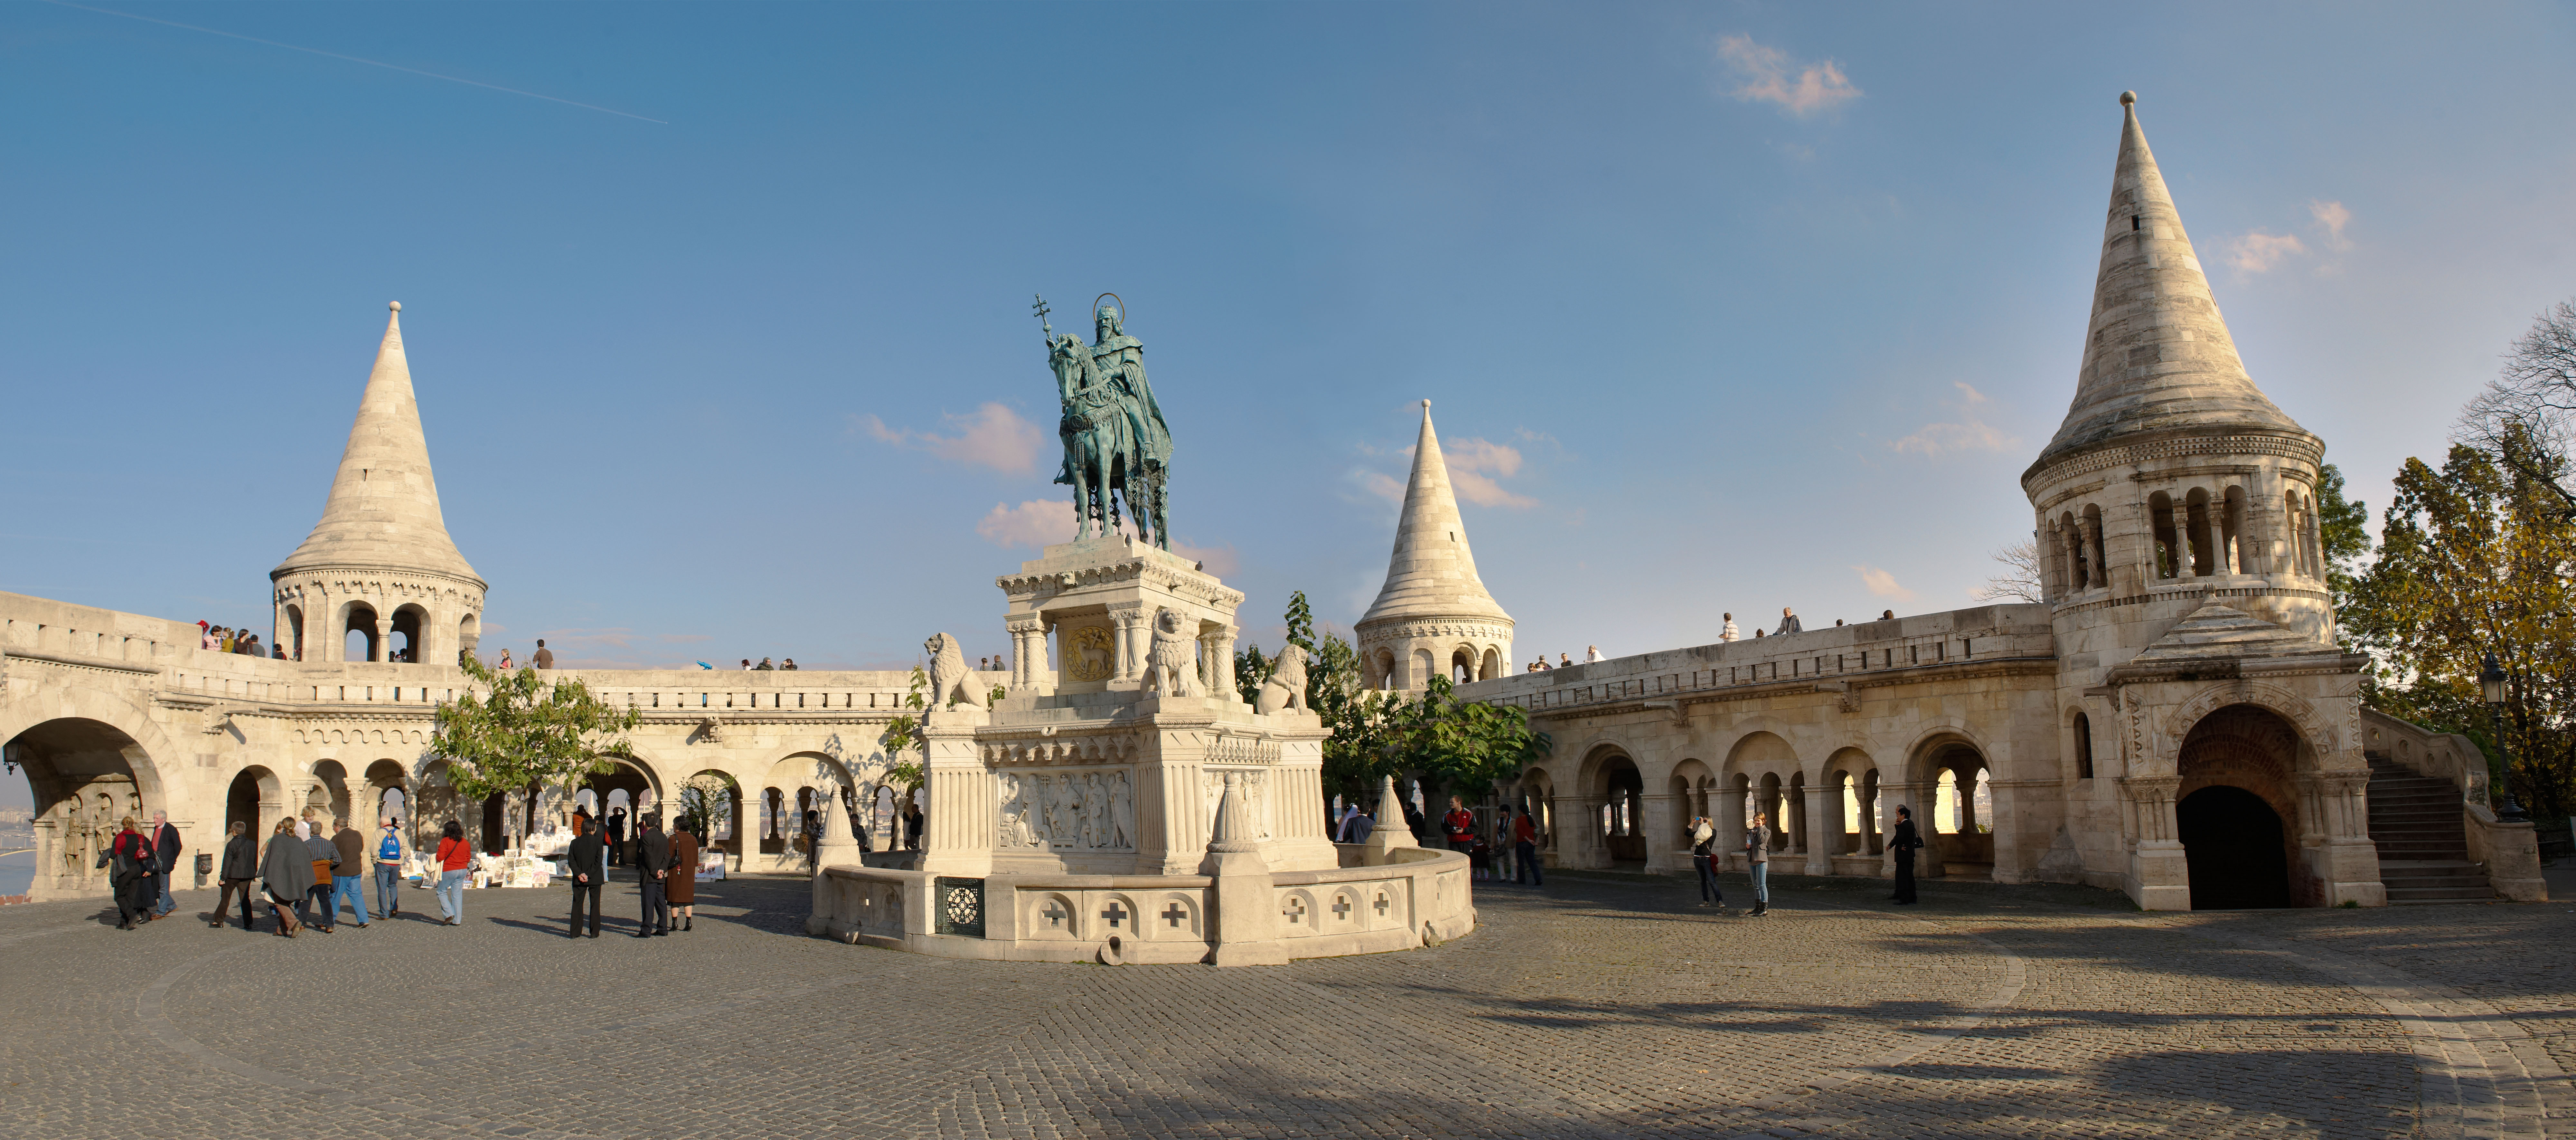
[2367, 752, 2495, 904]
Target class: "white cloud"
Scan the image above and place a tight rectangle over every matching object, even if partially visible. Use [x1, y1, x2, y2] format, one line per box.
[2309, 199, 2353, 251]
[1358, 470, 1406, 504]
[975, 499, 1074, 548]
[1168, 540, 1240, 577]
[2225, 230, 2308, 273]
[1716, 34, 1861, 117]
[1890, 382, 2015, 458]
[1443, 437, 1538, 509]
[1854, 565, 1916, 603]
[855, 402, 1046, 475]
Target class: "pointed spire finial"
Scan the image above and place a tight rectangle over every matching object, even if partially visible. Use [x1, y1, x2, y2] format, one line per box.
[389, 300, 401, 312]
[2119, 90, 2135, 107]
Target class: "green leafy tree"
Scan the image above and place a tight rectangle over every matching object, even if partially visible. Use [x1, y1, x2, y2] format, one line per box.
[2344, 428, 2576, 817]
[430, 656, 642, 839]
[677, 771, 738, 846]
[1233, 641, 1274, 705]
[2316, 461, 2372, 612]
[1387, 676, 1553, 795]
[877, 664, 929, 794]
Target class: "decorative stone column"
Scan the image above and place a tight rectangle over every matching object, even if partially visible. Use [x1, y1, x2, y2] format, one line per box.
[373, 616, 392, 663]
[2164, 495, 2190, 579]
[2119, 776, 2188, 910]
[1208, 624, 1239, 703]
[1639, 793, 1680, 875]
[1107, 604, 1145, 683]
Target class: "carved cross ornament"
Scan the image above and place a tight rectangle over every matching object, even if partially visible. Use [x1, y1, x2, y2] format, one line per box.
[1161, 902, 1189, 928]
[1101, 901, 1129, 929]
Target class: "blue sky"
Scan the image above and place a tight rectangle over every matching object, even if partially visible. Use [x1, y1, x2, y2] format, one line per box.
[4, 1, 2572, 674]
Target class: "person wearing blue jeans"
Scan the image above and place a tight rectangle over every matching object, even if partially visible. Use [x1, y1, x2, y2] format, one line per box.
[1511, 806, 1543, 887]
[149, 811, 183, 916]
[432, 819, 471, 926]
[1744, 812, 1772, 917]
[1689, 817, 1725, 908]
[373, 819, 406, 918]
[328, 818, 371, 928]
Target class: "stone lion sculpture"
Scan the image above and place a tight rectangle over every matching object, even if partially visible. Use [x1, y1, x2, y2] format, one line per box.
[1256, 643, 1308, 715]
[1142, 608, 1199, 698]
[923, 632, 990, 710]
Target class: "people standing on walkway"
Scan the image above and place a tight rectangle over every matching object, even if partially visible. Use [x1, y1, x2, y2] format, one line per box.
[1744, 812, 1772, 917]
[1585, 645, 1604, 663]
[1512, 806, 1543, 887]
[1440, 797, 1476, 856]
[1721, 613, 1739, 642]
[802, 810, 823, 872]
[566, 814, 606, 938]
[667, 822, 699, 933]
[433, 821, 472, 926]
[374, 817, 406, 919]
[606, 807, 628, 866]
[302, 820, 342, 933]
[532, 639, 554, 669]
[635, 814, 673, 936]
[147, 810, 183, 917]
[1337, 804, 1375, 843]
[497, 648, 515, 670]
[327, 817, 370, 929]
[106, 817, 157, 929]
[1890, 805, 1922, 905]
[1690, 816, 1725, 908]
[260, 819, 314, 937]
[211, 821, 260, 929]
[904, 803, 924, 851]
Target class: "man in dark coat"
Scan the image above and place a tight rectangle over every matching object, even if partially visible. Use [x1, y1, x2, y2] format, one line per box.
[1890, 805, 1923, 905]
[666, 824, 699, 933]
[633, 814, 673, 937]
[147, 811, 184, 917]
[260, 820, 316, 936]
[606, 808, 628, 867]
[210, 821, 260, 928]
[565, 815, 607, 939]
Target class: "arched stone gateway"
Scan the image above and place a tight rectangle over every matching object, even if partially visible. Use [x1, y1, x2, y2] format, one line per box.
[2176, 703, 2310, 907]
[6, 716, 160, 902]
[2178, 785, 2291, 909]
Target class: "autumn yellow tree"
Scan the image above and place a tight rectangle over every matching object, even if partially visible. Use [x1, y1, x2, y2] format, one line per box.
[2344, 427, 2576, 817]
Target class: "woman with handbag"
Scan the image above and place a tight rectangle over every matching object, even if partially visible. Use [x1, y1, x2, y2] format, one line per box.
[105, 817, 158, 929]
[259, 818, 315, 937]
[433, 820, 474, 926]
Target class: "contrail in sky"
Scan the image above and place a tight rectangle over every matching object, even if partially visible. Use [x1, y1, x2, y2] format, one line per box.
[41, 0, 668, 124]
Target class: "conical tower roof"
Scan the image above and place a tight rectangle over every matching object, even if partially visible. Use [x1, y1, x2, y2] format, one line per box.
[2029, 92, 2312, 476]
[272, 303, 482, 585]
[1358, 401, 1511, 629]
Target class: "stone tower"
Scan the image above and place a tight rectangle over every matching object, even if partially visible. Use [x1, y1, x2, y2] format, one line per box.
[271, 302, 487, 664]
[1355, 401, 1513, 690]
[2026, 94, 2377, 909]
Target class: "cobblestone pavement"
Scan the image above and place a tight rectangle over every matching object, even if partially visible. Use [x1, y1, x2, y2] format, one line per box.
[1, 869, 2569, 1139]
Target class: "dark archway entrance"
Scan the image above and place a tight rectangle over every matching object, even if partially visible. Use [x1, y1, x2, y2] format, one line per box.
[2178, 785, 2290, 909]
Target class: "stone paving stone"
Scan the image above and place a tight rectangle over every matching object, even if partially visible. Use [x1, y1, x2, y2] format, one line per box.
[0, 872, 2567, 1138]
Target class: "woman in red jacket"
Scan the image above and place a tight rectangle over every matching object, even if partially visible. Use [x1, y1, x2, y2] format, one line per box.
[432, 820, 474, 926]
[108, 817, 159, 929]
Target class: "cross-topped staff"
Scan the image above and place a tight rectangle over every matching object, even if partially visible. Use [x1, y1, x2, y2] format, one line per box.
[1031, 294, 1052, 337]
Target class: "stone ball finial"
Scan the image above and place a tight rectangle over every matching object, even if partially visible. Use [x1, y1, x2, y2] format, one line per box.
[1422, 398, 1431, 410]
[389, 301, 402, 312]
[2119, 91, 2136, 107]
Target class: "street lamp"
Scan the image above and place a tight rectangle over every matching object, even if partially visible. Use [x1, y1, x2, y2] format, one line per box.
[2480, 653, 2529, 823]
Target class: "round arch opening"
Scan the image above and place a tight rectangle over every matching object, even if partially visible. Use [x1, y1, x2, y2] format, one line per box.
[2177, 785, 2291, 909]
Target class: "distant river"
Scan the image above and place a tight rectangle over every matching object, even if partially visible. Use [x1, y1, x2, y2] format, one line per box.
[0, 849, 34, 897]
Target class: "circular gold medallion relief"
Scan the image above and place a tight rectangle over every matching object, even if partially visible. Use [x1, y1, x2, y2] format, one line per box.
[1065, 625, 1117, 682]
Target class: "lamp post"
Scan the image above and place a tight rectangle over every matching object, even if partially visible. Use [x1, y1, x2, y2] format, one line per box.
[2480, 653, 2529, 823]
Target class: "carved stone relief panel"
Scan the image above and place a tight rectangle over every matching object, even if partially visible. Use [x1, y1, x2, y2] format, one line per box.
[996, 767, 1135, 851]
[1202, 767, 1272, 841]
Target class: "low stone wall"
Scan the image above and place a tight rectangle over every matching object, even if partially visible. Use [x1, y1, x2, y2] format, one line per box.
[809, 846, 1475, 965]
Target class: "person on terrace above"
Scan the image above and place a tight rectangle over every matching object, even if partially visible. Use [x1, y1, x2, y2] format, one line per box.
[1776, 608, 1803, 635]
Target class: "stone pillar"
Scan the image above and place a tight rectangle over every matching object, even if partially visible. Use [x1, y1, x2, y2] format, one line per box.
[2163, 495, 2190, 579]
[1208, 624, 1239, 703]
[1108, 605, 1145, 683]
[1640, 793, 1680, 874]
[1204, 774, 1287, 966]
[1800, 783, 1834, 877]
[2119, 776, 2188, 910]
[372, 616, 391, 663]
[803, 774, 862, 935]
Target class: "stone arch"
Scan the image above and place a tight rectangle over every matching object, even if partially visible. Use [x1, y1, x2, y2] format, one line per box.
[457, 612, 480, 661]
[1481, 646, 1501, 680]
[2068, 706, 2097, 781]
[0, 685, 179, 808]
[2162, 681, 2333, 760]
[2176, 703, 2309, 906]
[1513, 765, 1556, 852]
[1668, 758, 1715, 847]
[1410, 648, 1434, 689]
[340, 599, 381, 663]
[1577, 744, 1643, 864]
[1824, 746, 1879, 857]
[310, 758, 353, 824]
[280, 603, 306, 661]
[1450, 644, 1479, 685]
[225, 764, 284, 844]
[362, 759, 409, 828]
[1906, 731, 1993, 877]
[674, 768, 744, 856]
[389, 602, 430, 664]
[761, 751, 853, 869]
[4, 711, 165, 903]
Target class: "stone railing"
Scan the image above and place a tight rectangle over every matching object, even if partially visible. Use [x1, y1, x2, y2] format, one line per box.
[1460, 603, 2054, 715]
[2363, 707, 2544, 902]
[810, 845, 1473, 965]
